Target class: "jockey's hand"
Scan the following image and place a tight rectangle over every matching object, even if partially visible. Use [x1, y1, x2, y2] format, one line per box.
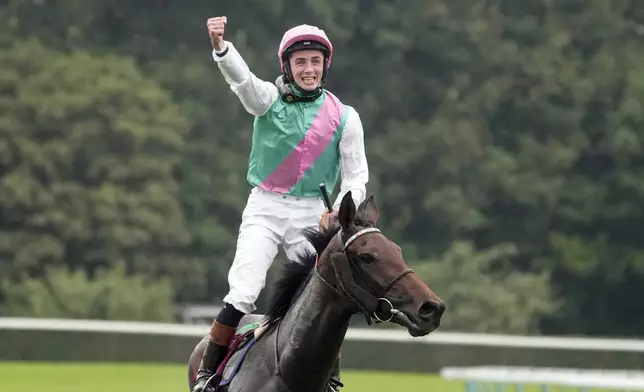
[320, 209, 339, 231]
[207, 16, 227, 51]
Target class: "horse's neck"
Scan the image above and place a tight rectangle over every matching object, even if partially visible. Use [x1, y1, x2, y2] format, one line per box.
[276, 268, 353, 390]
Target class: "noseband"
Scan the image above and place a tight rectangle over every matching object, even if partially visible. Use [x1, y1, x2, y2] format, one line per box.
[316, 226, 415, 325]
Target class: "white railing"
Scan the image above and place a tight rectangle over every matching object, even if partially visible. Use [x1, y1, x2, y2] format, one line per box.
[441, 366, 644, 390]
[2, 317, 644, 353]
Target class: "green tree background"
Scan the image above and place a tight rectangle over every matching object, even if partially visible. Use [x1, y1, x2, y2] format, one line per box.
[1, 0, 643, 337]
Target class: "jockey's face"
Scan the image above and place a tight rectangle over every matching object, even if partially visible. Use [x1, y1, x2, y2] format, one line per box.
[289, 49, 324, 91]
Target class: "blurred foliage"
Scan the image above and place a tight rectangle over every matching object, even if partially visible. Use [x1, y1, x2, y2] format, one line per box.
[1, 0, 643, 336]
[0, 264, 174, 321]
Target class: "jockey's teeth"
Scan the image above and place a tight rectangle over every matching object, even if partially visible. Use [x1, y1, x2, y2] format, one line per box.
[302, 76, 315, 83]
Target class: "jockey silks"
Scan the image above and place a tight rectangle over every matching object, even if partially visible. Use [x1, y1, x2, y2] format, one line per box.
[248, 89, 349, 197]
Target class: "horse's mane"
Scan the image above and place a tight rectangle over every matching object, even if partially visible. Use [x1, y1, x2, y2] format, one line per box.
[263, 224, 340, 325]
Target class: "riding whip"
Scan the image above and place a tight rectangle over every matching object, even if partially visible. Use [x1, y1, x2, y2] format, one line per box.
[319, 183, 333, 212]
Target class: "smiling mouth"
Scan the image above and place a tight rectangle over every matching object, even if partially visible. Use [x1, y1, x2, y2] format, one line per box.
[301, 76, 317, 84]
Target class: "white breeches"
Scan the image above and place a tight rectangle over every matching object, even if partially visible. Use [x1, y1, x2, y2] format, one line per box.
[223, 187, 326, 314]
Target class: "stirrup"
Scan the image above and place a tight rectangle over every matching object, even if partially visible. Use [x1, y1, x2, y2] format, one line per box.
[328, 377, 344, 392]
[206, 373, 222, 390]
[193, 371, 220, 392]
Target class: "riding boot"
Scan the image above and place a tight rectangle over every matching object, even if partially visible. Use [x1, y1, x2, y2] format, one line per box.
[328, 352, 344, 392]
[192, 320, 238, 392]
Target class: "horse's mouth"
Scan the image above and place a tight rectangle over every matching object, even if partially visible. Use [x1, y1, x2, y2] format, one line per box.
[392, 311, 439, 337]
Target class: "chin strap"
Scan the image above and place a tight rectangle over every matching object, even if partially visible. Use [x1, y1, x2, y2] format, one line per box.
[275, 75, 322, 103]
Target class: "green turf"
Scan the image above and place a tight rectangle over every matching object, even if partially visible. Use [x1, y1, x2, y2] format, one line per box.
[0, 362, 457, 392]
[0, 362, 620, 391]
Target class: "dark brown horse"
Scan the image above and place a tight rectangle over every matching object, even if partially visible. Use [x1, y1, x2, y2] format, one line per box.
[188, 191, 446, 392]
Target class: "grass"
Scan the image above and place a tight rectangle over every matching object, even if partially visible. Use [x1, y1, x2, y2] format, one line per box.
[0, 362, 457, 392]
[0, 362, 620, 391]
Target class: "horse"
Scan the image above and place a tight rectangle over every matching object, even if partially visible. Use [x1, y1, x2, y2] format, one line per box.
[187, 191, 446, 392]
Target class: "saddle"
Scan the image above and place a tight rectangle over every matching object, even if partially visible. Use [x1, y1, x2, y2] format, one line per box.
[210, 315, 274, 391]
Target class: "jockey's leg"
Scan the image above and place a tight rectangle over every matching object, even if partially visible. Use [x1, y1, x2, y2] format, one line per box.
[192, 305, 244, 392]
[192, 190, 283, 392]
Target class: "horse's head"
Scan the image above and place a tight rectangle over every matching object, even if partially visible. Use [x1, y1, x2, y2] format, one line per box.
[320, 191, 445, 337]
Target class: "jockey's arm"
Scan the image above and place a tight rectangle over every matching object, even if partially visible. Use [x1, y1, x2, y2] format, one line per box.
[212, 41, 278, 117]
[333, 106, 369, 210]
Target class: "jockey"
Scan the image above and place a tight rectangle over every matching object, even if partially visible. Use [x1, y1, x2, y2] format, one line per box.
[192, 17, 369, 392]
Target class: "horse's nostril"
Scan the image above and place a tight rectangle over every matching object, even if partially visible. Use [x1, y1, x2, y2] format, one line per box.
[418, 301, 445, 320]
[418, 301, 436, 320]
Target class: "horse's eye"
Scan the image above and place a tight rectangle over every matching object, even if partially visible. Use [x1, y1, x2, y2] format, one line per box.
[358, 253, 376, 264]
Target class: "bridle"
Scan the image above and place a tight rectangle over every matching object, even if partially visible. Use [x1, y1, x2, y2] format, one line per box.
[315, 226, 415, 325]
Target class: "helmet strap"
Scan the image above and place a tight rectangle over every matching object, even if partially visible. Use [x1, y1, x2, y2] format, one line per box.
[276, 74, 322, 103]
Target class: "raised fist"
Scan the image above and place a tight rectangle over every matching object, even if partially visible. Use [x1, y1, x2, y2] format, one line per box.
[207, 16, 227, 51]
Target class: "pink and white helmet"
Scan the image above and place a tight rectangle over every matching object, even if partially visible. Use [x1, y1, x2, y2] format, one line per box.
[278, 24, 334, 74]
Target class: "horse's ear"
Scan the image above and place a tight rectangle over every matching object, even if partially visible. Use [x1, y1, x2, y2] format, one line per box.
[358, 195, 379, 225]
[338, 191, 356, 231]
